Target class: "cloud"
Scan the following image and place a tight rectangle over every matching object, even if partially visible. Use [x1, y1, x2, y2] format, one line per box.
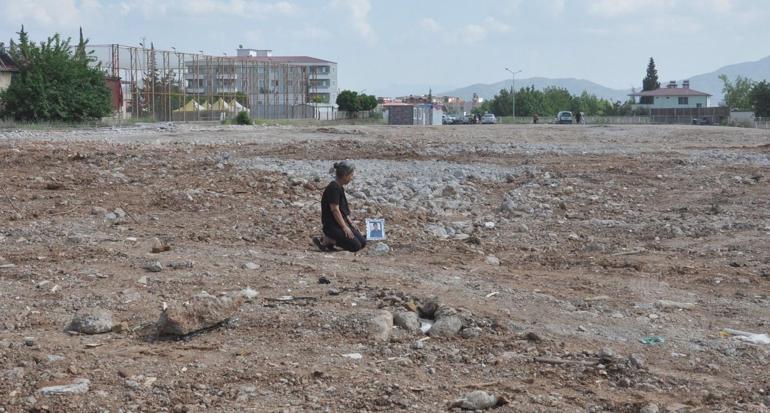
[333, 0, 376, 44]
[296, 26, 331, 41]
[115, 0, 297, 18]
[458, 17, 510, 44]
[551, 0, 566, 15]
[2, 0, 99, 27]
[587, 0, 674, 18]
[419, 17, 442, 33]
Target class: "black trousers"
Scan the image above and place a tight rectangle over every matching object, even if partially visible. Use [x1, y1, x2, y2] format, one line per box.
[324, 224, 367, 252]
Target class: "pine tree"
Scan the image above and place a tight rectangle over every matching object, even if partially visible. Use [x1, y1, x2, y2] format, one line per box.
[642, 57, 660, 91]
[640, 57, 660, 104]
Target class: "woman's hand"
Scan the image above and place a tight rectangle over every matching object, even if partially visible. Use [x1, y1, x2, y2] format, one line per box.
[343, 226, 354, 239]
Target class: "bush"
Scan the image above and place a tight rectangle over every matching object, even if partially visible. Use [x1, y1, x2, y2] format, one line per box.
[235, 111, 252, 125]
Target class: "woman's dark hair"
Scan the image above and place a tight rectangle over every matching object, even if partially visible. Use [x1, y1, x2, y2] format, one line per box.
[330, 161, 355, 178]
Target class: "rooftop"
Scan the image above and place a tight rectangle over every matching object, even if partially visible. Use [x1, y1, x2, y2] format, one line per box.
[0, 52, 18, 72]
[224, 55, 335, 64]
[629, 87, 711, 97]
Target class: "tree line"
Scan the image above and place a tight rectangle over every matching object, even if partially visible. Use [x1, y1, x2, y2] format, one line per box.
[720, 75, 770, 117]
[474, 86, 637, 118]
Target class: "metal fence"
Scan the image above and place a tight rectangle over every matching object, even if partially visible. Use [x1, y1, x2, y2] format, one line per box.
[87, 44, 320, 122]
[754, 117, 770, 129]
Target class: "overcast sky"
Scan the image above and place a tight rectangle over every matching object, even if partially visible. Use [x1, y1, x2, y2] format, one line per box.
[2, 0, 769, 96]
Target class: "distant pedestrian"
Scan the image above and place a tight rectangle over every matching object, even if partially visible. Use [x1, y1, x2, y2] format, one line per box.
[533, 113, 539, 124]
[575, 111, 582, 125]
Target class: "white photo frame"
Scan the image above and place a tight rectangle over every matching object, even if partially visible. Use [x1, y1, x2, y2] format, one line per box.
[365, 218, 386, 241]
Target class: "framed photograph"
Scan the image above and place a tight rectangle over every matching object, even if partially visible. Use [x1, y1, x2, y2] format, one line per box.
[365, 218, 386, 241]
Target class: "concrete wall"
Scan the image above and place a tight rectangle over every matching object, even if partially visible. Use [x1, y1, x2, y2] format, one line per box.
[387, 106, 414, 125]
[0, 72, 12, 92]
[649, 95, 709, 109]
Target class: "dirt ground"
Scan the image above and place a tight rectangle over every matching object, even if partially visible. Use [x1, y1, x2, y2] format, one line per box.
[1, 123, 769, 412]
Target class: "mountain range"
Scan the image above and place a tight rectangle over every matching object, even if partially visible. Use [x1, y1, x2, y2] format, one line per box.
[438, 55, 770, 104]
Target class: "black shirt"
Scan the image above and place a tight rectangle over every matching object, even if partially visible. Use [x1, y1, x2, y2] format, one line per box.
[321, 180, 350, 230]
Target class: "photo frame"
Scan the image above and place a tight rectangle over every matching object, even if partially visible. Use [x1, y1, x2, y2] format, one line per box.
[365, 218, 386, 241]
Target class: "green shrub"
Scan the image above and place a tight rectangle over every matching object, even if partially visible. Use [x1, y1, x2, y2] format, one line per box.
[235, 111, 252, 125]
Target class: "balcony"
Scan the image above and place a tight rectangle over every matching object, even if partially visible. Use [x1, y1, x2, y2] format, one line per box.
[216, 73, 238, 79]
[186, 87, 206, 94]
[216, 88, 239, 94]
[185, 73, 205, 80]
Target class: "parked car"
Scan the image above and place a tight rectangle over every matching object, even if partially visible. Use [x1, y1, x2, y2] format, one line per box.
[556, 111, 573, 124]
[692, 116, 713, 125]
[481, 113, 497, 124]
[458, 115, 470, 124]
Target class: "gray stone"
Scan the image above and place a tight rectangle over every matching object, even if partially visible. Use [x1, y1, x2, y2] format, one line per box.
[429, 316, 463, 337]
[599, 347, 618, 362]
[241, 262, 260, 270]
[451, 390, 499, 410]
[485, 255, 501, 266]
[425, 224, 448, 239]
[39, 378, 90, 396]
[393, 311, 421, 332]
[460, 326, 482, 339]
[629, 353, 645, 369]
[68, 309, 113, 334]
[412, 340, 425, 350]
[143, 261, 163, 272]
[639, 403, 660, 413]
[157, 292, 242, 337]
[343, 310, 394, 342]
[370, 243, 390, 256]
[418, 298, 440, 319]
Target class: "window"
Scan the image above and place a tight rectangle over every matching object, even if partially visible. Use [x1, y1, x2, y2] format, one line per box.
[678, 97, 689, 105]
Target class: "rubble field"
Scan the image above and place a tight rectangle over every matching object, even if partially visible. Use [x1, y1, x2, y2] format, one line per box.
[0, 123, 769, 412]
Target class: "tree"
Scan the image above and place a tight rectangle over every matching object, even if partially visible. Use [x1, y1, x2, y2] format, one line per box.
[336, 90, 360, 112]
[640, 57, 660, 105]
[719, 74, 754, 110]
[0, 26, 111, 121]
[750, 80, 770, 117]
[357, 94, 377, 111]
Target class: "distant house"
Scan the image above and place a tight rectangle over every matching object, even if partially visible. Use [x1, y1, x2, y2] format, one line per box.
[629, 80, 711, 109]
[0, 51, 18, 92]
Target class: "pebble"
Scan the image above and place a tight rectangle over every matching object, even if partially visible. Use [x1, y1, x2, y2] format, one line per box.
[451, 390, 500, 410]
[242, 262, 260, 270]
[460, 326, 482, 339]
[485, 256, 501, 266]
[370, 242, 390, 256]
[143, 261, 163, 272]
[39, 378, 90, 395]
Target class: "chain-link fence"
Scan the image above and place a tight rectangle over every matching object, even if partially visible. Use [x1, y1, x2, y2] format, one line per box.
[87, 44, 321, 122]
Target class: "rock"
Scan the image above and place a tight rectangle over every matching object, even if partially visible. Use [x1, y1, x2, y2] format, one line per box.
[460, 326, 482, 339]
[167, 261, 193, 270]
[241, 262, 260, 270]
[318, 276, 331, 284]
[629, 353, 645, 369]
[451, 390, 501, 410]
[418, 298, 440, 319]
[68, 309, 113, 334]
[137, 276, 149, 285]
[599, 347, 618, 362]
[46, 355, 65, 363]
[370, 243, 390, 256]
[237, 287, 259, 301]
[425, 224, 449, 239]
[111, 322, 129, 334]
[149, 237, 170, 253]
[39, 378, 90, 395]
[343, 310, 394, 342]
[143, 261, 163, 272]
[24, 337, 36, 346]
[91, 206, 108, 216]
[429, 316, 463, 337]
[485, 255, 501, 266]
[412, 340, 425, 350]
[328, 288, 341, 296]
[157, 292, 242, 337]
[654, 300, 695, 311]
[393, 311, 421, 332]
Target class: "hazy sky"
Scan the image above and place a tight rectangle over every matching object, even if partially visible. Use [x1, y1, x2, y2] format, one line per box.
[2, 0, 769, 96]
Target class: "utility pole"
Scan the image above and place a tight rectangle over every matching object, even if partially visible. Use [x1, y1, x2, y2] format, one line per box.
[505, 68, 522, 123]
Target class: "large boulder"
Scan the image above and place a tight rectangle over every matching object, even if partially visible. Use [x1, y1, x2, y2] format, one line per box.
[393, 311, 421, 332]
[157, 292, 242, 337]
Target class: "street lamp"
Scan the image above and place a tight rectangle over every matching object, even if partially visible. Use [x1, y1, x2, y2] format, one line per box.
[505, 68, 522, 123]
